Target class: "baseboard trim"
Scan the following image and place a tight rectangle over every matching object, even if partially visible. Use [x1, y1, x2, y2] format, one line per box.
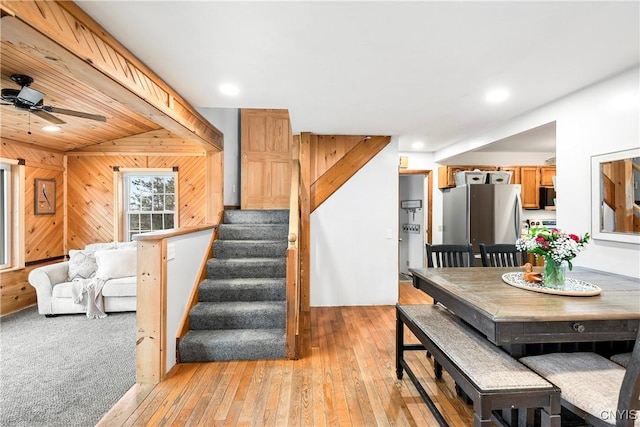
[25, 255, 66, 267]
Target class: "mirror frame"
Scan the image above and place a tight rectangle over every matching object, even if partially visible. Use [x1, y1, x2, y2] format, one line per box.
[590, 147, 640, 244]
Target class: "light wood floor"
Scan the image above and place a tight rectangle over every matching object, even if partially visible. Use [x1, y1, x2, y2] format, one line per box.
[98, 282, 474, 426]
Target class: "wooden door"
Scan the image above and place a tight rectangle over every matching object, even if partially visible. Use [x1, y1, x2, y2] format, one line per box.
[240, 109, 292, 209]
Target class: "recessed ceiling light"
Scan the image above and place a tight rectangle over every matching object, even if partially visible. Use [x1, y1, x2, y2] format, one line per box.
[219, 83, 239, 96]
[485, 88, 510, 103]
[42, 125, 61, 132]
[411, 141, 425, 149]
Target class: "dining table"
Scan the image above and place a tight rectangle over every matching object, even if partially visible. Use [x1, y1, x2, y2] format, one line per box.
[409, 266, 640, 357]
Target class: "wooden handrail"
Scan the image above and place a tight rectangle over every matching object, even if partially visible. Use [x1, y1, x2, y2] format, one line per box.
[285, 138, 301, 359]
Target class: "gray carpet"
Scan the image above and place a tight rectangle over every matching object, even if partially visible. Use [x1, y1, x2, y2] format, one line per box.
[0, 307, 136, 427]
[179, 209, 288, 362]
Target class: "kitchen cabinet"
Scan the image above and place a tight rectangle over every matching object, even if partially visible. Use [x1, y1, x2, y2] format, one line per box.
[439, 165, 556, 210]
[540, 166, 556, 187]
[520, 167, 541, 209]
[498, 166, 556, 209]
[437, 165, 498, 189]
[498, 166, 521, 184]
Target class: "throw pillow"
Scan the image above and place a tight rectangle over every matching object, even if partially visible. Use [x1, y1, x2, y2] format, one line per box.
[67, 250, 98, 281]
[95, 248, 137, 280]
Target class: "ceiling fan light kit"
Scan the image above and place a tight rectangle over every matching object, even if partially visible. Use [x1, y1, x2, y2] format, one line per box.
[16, 85, 44, 106]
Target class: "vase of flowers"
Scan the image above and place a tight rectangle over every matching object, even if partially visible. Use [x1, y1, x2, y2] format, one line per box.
[516, 227, 590, 289]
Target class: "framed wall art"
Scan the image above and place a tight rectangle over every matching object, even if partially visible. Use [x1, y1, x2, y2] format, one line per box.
[34, 178, 56, 215]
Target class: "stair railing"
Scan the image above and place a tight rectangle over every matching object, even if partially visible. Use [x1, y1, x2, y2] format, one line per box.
[285, 143, 301, 359]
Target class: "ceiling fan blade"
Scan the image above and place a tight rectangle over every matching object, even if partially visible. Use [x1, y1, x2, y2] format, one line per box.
[31, 109, 67, 125]
[42, 105, 107, 122]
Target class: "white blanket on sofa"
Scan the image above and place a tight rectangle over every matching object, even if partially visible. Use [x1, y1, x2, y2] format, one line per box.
[71, 278, 108, 319]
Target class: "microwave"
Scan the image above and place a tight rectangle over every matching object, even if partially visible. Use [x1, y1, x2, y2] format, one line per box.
[539, 187, 556, 209]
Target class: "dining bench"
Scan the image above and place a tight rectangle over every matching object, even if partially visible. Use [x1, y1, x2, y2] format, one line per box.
[396, 304, 561, 427]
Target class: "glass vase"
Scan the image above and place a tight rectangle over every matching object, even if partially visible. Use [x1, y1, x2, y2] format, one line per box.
[543, 257, 566, 289]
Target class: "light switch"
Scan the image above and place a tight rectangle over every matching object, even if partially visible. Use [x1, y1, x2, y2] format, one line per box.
[167, 243, 175, 260]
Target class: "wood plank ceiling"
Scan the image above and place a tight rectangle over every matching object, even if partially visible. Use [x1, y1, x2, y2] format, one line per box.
[0, 10, 211, 154]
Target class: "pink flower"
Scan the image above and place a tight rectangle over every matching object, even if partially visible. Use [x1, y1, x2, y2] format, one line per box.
[535, 237, 546, 243]
[569, 234, 579, 242]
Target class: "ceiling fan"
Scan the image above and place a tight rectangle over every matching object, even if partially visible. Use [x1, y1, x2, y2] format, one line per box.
[1, 74, 107, 124]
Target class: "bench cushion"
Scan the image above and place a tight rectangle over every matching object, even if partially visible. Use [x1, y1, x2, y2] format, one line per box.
[611, 352, 632, 368]
[520, 352, 637, 426]
[399, 304, 552, 392]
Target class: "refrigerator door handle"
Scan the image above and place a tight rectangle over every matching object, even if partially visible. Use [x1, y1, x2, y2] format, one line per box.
[515, 191, 522, 238]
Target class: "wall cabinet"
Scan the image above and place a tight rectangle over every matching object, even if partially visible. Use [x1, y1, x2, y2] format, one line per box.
[498, 166, 521, 184]
[507, 166, 555, 209]
[437, 165, 498, 189]
[540, 166, 556, 187]
[439, 164, 556, 210]
[520, 167, 541, 209]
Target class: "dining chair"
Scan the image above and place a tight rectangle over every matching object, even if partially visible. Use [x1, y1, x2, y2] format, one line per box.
[479, 243, 527, 267]
[426, 244, 474, 268]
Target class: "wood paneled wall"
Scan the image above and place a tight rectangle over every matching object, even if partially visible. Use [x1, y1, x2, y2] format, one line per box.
[309, 135, 363, 182]
[67, 154, 209, 250]
[1, 141, 65, 314]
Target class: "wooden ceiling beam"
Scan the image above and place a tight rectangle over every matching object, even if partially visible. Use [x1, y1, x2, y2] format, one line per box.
[1, 1, 222, 151]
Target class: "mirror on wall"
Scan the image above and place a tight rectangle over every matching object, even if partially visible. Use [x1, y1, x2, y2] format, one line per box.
[591, 148, 640, 244]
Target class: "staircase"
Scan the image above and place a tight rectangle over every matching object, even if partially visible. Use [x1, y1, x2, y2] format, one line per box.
[178, 209, 289, 362]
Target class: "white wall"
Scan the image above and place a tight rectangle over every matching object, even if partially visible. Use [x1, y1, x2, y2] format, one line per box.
[311, 140, 399, 306]
[436, 67, 640, 278]
[442, 152, 554, 166]
[165, 228, 215, 373]
[197, 107, 241, 206]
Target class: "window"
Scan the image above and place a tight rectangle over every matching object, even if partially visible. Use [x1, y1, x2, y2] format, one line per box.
[124, 171, 177, 241]
[0, 159, 24, 271]
[0, 163, 11, 268]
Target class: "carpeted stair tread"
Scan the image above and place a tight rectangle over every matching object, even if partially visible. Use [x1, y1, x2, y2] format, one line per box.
[189, 301, 286, 330]
[213, 240, 287, 258]
[179, 209, 289, 363]
[207, 257, 286, 279]
[199, 278, 286, 302]
[179, 328, 286, 362]
[224, 209, 289, 225]
[218, 224, 288, 240]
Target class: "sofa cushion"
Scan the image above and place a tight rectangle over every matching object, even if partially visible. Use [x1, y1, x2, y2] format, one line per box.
[52, 279, 136, 298]
[95, 248, 137, 280]
[101, 277, 137, 297]
[115, 241, 137, 250]
[85, 242, 117, 252]
[67, 250, 98, 281]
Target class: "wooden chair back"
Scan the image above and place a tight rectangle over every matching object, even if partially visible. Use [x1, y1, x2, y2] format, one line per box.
[479, 243, 526, 267]
[426, 244, 474, 268]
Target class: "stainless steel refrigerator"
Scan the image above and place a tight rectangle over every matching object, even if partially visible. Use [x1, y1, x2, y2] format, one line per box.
[442, 184, 522, 255]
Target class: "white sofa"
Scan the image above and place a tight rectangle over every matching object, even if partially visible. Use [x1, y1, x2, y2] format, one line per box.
[28, 241, 137, 317]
